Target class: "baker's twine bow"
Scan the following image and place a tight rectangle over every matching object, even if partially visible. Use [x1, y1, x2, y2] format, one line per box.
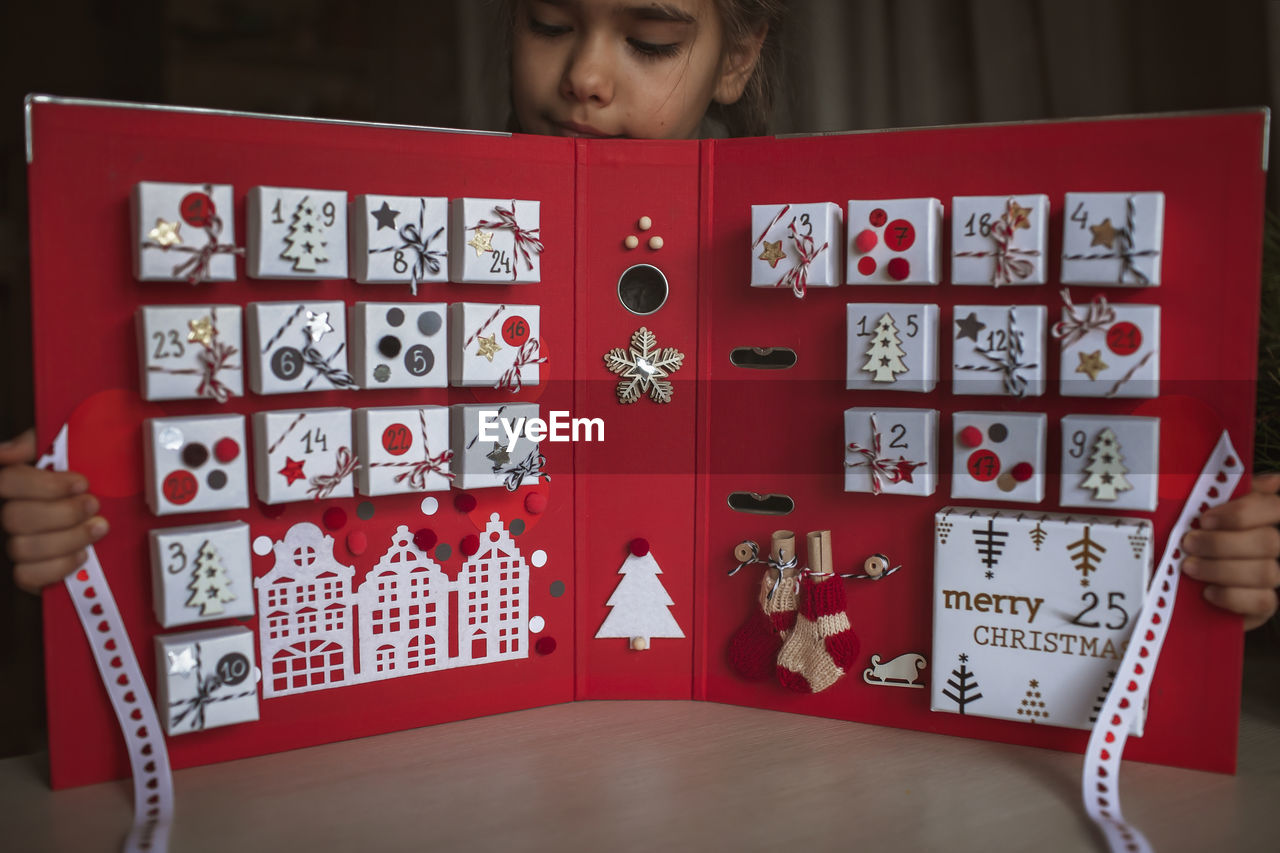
[956, 307, 1037, 397]
[144, 213, 243, 285]
[502, 448, 550, 492]
[845, 413, 926, 494]
[168, 645, 255, 732]
[301, 332, 356, 390]
[776, 218, 829, 299]
[392, 447, 455, 491]
[495, 338, 547, 392]
[307, 446, 360, 500]
[1051, 288, 1116, 348]
[954, 197, 1040, 286]
[370, 198, 446, 296]
[1062, 195, 1157, 284]
[147, 319, 239, 403]
[473, 202, 543, 278]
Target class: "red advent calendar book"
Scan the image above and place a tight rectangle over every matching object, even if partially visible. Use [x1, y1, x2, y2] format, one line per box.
[25, 97, 1268, 789]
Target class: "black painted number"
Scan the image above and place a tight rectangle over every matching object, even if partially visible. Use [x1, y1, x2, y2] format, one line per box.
[393, 250, 409, 274]
[489, 250, 513, 276]
[270, 347, 303, 381]
[166, 541, 187, 575]
[404, 344, 434, 376]
[1068, 429, 1087, 459]
[888, 424, 908, 450]
[788, 212, 813, 238]
[984, 329, 1008, 352]
[152, 330, 185, 360]
[963, 212, 994, 238]
[215, 652, 251, 686]
[321, 202, 337, 227]
[1071, 201, 1089, 230]
[301, 428, 328, 454]
[1070, 591, 1129, 630]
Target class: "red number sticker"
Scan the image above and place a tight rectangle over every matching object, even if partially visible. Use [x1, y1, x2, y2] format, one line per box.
[179, 192, 215, 228]
[502, 315, 530, 346]
[382, 423, 413, 456]
[966, 449, 1000, 482]
[868, 208, 888, 228]
[1106, 321, 1142, 356]
[884, 219, 915, 252]
[162, 470, 198, 504]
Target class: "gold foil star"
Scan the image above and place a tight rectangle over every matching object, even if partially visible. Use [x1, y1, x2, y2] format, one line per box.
[149, 218, 183, 247]
[758, 239, 786, 268]
[1090, 218, 1118, 249]
[188, 315, 214, 347]
[1007, 202, 1033, 230]
[475, 333, 502, 362]
[1076, 349, 1108, 380]
[467, 229, 495, 256]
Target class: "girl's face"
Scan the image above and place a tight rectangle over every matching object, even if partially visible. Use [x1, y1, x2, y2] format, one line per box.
[511, 0, 755, 140]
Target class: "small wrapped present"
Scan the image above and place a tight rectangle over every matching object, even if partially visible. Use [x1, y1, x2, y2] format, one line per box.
[252, 408, 355, 504]
[951, 304, 1047, 397]
[450, 403, 548, 491]
[950, 411, 1046, 504]
[449, 198, 542, 283]
[155, 626, 259, 735]
[448, 302, 544, 390]
[150, 521, 254, 628]
[132, 181, 239, 283]
[246, 300, 355, 395]
[846, 197, 942, 285]
[1059, 414, 1160, 512]
[845, 303, 940, 393]
[136, 304, 243, 402]
[144, 415, 249, 516]
[351, 194, 449, 291]
[355, 406, 453, 496]
[951, 194, 1049, 285]
[1060, 192, 1164, 286]
[246, 186, 349, 279]
[349, 302, 448, 389]
[843, 407, 938, 497]
[750, 202, 842, 296]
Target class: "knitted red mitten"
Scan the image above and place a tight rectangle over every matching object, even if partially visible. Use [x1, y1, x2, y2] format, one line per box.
[777, 531, 859, 693]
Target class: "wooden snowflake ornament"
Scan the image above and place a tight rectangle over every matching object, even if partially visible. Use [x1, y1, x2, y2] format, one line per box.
[604, 326, 685, 404]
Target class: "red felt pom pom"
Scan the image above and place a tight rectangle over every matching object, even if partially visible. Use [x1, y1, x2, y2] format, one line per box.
[347, 530, 368, 556]
[213, 437, 240, 463]
[413, 528, 438, 551]
[454, 492, 478, 513]
[959, 426, 984, 448]
[630, 538, 650, 557]
[1011, 462, 1035, 482]
[853, 228, 878, 254]
[524, 492, 548, 515]
[535, 636, 557, 656]
[260, 501, 286, 519]
[460, 534, 481, 556]
[322, 507, 347, 531]
[886, 257, 911, 281]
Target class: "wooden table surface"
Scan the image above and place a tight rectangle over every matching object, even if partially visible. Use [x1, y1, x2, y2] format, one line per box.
[4, 650, 1278, 853]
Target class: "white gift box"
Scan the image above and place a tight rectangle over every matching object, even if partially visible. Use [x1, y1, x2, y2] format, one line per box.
[132, 181, 238, 283]
[150, 521, 254, 628]
[252, 408, 355, 504]
[450, 403, 546, 490]
[843, 407, 938, 497]
[144, 415, 249, 516]
[931, 507, 1152, 733]
[750, 202, 842, 293]
[246, 186, 349, 279]
[448, 302, 543, 389]
[449, 198, 542, 283]
[350, 195, 449, 287]
[155, 625, 260, 735]
[951, 194, 1049, 286]
[1059, 415, 1160, 512]
[950, 411, 1046, 504]
[846, 303, 940, 393]
[951, 305, 1047, 397]
[1061, 192, 1164, 286]
[349, 302, 448, 389]
[1056, 301, 1160, 399]
[246, 300, 355, 395]
[136, 305, 243, 402]
[846, 198, 943, 285]
[355, 406, 453, 496]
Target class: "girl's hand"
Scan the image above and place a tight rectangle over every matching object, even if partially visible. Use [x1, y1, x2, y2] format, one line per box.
[1181, 472, 1280, 630]
[0, 429, 109, 594]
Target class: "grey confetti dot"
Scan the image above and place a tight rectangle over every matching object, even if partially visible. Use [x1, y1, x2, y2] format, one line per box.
[435, 543, 452, 561]
[357, 501, 376, 520]
[549, 581, 566, 598]
[373, 364, 392, 383]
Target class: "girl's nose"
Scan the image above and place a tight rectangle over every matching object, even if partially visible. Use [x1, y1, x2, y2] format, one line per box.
[560, 38, 614, 106]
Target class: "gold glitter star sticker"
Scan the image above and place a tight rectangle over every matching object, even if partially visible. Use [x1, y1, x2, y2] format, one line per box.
[148, 218, 183, 247]
[758, 239, 786, 268]
[1090, 218, 1118, 249]
[188, 315, 214, 347]
[467, 229, 495, 256]
[1076, 349, 1108, 380]
[475, 333, 502, 362]
[1007, 202, 1033, 230]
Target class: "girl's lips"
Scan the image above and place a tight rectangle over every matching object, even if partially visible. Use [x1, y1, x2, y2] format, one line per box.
[555, 121, 622, 138]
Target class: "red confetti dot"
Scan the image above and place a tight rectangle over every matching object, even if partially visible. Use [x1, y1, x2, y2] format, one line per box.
[525, 492, 548, 515]
[886, 257, 911, 281]
[959, 426, 984, 448]
[966, 449, 1000, 482]
[1011, 462, 1034, 482]
[460, 534, 481, 556]
[1106, 321, 1142, 357]
[347, 530, 368, 556]
[454, 492, 478, 513]
[853, 229, 878, 253]
[162, 470, 197, 505]
[260, 502, 286, 519]
[214, 437, 240, 463]
[322, 507, 347, 530]
[535, 636, 557, 655]
[630, 538, 650, 557]
[413, 528, 438, 551]
[868, 208, 888, 228]
[884, 218, 916, 252]
[856, 256, 877, 277]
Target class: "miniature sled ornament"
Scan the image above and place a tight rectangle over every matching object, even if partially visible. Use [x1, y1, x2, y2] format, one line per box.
[39, 424, 174, 853]
[1081, 431, 1241, 853]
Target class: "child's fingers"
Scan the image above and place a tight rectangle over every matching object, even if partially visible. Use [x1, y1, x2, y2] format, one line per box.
[0, 429, 37, 465]
[1203, 584, 1279, 631]
[1181, 525, 1280, 560]
[13, 550, 88, 595]
[5, 516, 109, 564]
[0, 464, 88, 501]
[1181, 555, 1280, 589]
[2, 494, 99, 535]
[1199, 473, 1280, 530]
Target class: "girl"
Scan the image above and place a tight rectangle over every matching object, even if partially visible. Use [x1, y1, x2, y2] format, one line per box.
[2, 0, 1277, 630]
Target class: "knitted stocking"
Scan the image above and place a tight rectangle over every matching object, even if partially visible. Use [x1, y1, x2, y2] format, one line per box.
[777, 531, 859, 693]
[727, 532, 799, 680]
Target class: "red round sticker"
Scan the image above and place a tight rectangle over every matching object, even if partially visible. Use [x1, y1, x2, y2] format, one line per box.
[868, 208, 888, 228]
[884, 219, 916, 252]
[857, 256, 877, 277]
[162, 470, 198, 505]
[967, 449, 1001, 482]
[502, 315, 530, 347]
[179, 192, 216, 228]
[1106, 321, 1142, 356]
[382, 423, 413, 456]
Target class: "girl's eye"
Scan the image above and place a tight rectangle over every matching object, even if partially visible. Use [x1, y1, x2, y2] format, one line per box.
[528, 17, 571, 37]
[627, 38, 682, 60]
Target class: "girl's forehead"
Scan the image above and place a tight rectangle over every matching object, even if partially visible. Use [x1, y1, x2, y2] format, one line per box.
[524, 0, 713, 23]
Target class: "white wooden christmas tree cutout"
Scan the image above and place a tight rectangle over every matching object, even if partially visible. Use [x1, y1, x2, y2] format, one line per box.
[595, 543, 684, 650]
[281, 196, 329, 272]
[1080, 427, 1133, 501]
[861, 312, 908, 383]
[185, 539, 237, 616]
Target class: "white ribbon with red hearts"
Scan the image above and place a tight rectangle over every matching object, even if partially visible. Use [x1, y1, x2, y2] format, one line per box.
[40, 424, 174, 853]
[1082, 431, 1241, 853]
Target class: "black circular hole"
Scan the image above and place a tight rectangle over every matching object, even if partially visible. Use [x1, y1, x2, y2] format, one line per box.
[617, 264, 669, 315]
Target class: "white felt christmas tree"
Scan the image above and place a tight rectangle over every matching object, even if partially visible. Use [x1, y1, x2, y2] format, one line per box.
[1080, 427, 1133, 501]
[861, 312, 908, 383]
[186, 540, 237, 616]
[595, 550, 684, 650]
[280, 195, 328, 272]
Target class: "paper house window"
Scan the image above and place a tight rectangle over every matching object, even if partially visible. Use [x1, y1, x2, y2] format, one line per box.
[750, 202, 842, 294]
[1061, 192, 1164, 286]
[1060, 415, 1160, 512]
[951, 194, 1049, 286]
[132, 181, 238, 283]
[449, 198, 542, 283]
[951, 305, 1047, 397]
[950, 411, 1046, 504]
[349, 302, 448, 389]
[843, 407, 938, 497]
[246, 300, 354, 395]
[845, 303, 940, 393]
[150, 521, 254, 628]
[246, 186, 349, 280]
[144, 415, 249, 516]
[351, 195, 449, 289]
[846, 198, 943, 285]
[1055, 298, 1160, 399]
